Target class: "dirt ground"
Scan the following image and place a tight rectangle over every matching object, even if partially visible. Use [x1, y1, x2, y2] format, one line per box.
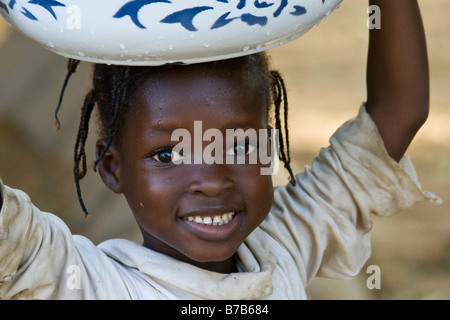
[0, 1, 449, 299]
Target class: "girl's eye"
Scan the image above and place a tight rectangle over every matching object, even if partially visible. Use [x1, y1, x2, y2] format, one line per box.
[226, 140, 256, 156]
[151, 148, 183, 164]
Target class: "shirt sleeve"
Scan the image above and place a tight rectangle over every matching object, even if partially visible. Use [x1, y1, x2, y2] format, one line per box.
[261, 103, 440, 285]
[0, 181, 130, 299]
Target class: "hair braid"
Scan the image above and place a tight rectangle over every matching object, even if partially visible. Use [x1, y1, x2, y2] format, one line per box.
[94, 66, 131, 171]
[270, 70, 296, 186]
[74, 89, 96, 218]
[55, 59, 80, 131]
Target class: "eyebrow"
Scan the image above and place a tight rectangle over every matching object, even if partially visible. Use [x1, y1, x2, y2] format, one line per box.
[144, 125, 180, 139]
[144, 118, 266, 138]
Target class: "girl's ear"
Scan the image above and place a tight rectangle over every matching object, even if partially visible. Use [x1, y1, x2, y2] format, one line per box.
[95, 139, 123, 194]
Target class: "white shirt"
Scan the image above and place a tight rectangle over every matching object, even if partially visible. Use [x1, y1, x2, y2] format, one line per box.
[0, 104, 439, 300]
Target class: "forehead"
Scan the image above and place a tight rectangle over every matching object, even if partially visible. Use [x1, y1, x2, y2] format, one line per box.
[128, 61, 270, 128]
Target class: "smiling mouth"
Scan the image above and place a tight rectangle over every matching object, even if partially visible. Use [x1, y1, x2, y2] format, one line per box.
[183, 212, 236, 226]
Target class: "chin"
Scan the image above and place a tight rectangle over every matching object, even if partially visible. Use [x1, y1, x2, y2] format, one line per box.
[188, 246, 238, 263]
[181, 243, 241, 272]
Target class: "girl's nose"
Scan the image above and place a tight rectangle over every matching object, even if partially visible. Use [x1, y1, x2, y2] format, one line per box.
[187, 163, 234, 197]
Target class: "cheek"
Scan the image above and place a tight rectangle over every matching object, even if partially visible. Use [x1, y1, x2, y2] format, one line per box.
[254, 175, 274, 212]
[120, 162, 180, 215]
[124, 170, 184, 244]
[235, 166, 274, 219]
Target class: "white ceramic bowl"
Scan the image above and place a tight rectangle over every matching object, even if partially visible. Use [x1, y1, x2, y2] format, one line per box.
[0, 0, 342, 65]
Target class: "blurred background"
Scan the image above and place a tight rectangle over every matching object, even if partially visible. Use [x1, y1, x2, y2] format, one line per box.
[0, 0, 449, 299]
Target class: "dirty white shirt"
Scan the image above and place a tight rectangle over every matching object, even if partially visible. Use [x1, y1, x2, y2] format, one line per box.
[0, 104, 439, 300]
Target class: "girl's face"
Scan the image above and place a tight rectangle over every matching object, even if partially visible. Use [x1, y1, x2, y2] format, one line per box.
[97, 63, 274, 273]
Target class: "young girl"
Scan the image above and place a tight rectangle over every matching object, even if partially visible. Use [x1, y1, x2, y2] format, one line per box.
[0, 0, 439, 299]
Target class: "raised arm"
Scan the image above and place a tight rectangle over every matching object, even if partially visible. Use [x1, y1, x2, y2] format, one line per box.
[365, 0, 429, 162]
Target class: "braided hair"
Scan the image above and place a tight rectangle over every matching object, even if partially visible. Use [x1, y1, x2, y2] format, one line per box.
[56, 53, 296, 218]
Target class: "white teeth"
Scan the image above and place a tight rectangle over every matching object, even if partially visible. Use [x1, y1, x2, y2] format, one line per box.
[184, 212, 235, 226]
[194, 216, 203, 223]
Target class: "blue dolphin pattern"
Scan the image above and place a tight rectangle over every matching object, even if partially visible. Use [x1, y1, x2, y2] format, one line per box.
[113, 0, 171, 29]
[0, 0, 64, 20]
[291, 5, 307, 16]
[114, 0, 324, 31]
[0, 0, 16, 13]
[28, 0, 65, 20]
[211, 12, 238, 29]
[21, 6, 37, 20]
[0, 0, 324, 29]
[254, 0, 274, 9]
[160, 6, 213, 31]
